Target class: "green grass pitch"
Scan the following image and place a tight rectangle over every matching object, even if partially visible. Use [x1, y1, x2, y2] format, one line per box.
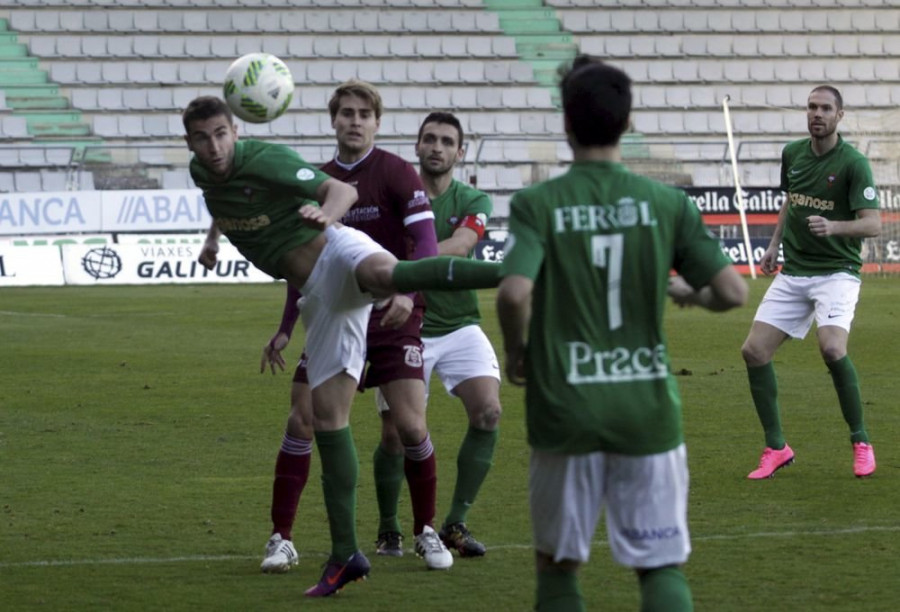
[1, 279, 898, 611]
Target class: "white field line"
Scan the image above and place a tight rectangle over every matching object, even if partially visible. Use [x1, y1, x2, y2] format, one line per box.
[3, 525, 899, 569]
[0, 310, 68, 318]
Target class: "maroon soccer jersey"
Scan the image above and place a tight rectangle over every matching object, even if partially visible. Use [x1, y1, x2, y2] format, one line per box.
[321, 147, 436, 261]
[305, 146, 438, 387]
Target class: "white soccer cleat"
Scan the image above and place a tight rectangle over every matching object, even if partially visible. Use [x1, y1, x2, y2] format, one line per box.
[260, 533, 299, 573]
[414, 525, 453, 570]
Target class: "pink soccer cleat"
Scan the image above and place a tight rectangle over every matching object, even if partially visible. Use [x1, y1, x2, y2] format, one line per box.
[852, 442, 876, 478]
[747, 444, 795, 479]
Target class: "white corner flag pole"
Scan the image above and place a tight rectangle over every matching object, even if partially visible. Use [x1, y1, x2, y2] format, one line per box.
[722, 95, 757, 279]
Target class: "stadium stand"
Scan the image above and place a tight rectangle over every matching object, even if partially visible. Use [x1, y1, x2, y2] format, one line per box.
[0, 0, 898, 207]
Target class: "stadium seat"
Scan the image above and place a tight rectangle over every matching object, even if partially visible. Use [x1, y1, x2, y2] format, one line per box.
[0, 172, 15, 192]
[161, 169, 193, 189]
[2, 116, 31, 139]
[14, 171, 43, 192]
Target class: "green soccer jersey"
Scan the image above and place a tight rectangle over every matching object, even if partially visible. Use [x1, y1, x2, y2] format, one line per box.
[421, 180, 492, 337]
[780, 135, 879, 277]
[501, 161, 731, 456]
[190, 139, 330, 278]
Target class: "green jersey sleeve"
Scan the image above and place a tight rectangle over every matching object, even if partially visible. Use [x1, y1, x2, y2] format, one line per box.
[244, 143, 330, 200]
[500, 191, 544, 280]
[847, 155, 880, 212]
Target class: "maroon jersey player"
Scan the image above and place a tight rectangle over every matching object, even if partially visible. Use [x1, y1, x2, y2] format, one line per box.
[259, 80, 454, 573]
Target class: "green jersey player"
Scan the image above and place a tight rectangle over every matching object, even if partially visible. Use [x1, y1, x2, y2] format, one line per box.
[496, 57, 747, 612]
[740, 85, 882, 480]
[416, 112, 501, 557]
[183, 96, 500, 597]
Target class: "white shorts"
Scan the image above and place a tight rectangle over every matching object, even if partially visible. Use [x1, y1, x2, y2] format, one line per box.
[299, 225, 385, 389]
[529, 444, 690, 569]
[375, 325, 501, 413]
[423, 325, 501, 397]
[754, 272, 860, 339]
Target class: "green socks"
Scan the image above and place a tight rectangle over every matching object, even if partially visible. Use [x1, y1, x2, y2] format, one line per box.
[315, 427, 359, 560]
[536, 565, 692, 611]
[536, 567, 584, 612]
[444, 426, 498, 527]
[747, 362, 786, 449]
[639, 567, 693, 612]
[827, 356, 869, 443]
[373, 444, 405, 535]
[392, 257, 500, 292]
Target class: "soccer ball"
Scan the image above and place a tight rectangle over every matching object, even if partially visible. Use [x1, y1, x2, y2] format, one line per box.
[223, 53, 294, 123]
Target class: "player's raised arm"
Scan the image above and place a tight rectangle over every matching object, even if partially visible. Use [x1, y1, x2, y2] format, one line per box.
[302, 177, 358, 230]
[198, 221, 220, 270]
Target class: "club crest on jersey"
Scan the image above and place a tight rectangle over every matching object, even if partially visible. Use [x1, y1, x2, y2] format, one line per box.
[826, 174, 836, 188]
[616, 198, 639, 226]
[403, 345, 423, 368]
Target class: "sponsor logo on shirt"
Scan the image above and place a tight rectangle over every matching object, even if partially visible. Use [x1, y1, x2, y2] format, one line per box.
[864, 186, 877, 201]
[296, 168, 316, 181]
[566, 341, 668, 384]
[554, 198, 657, 233]
[827, 174, 836, 188]
[788, 192, 835, 211]
[341, 205, 380, 224]
[407, 190, 430, 210]
[215, 215, 271, 232]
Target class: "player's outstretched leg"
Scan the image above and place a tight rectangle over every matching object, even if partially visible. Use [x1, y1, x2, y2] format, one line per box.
[393, 257, 500, 292]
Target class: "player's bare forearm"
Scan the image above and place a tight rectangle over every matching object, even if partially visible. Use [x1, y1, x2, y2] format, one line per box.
[668, 268, 747, 312]
[497, 275, 532, 385]
[807, 209, 881, 238]
[312, 177, 357, 227]
[198, 221, 220, 270]
[767, 198, 790, 252]
[438, 227, 479, 257]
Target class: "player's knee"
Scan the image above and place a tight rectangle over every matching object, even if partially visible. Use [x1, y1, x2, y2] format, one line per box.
[379, 417, 405, 453]
[358, 253, 398, 297]
[470, 402, 502, 431]
[740, 340, 768, 367]
[820, 344, 847, 363]
[287, 406, 314, 439]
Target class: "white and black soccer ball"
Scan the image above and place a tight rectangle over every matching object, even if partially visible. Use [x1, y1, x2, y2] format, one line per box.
[223, 53, 294, 123]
